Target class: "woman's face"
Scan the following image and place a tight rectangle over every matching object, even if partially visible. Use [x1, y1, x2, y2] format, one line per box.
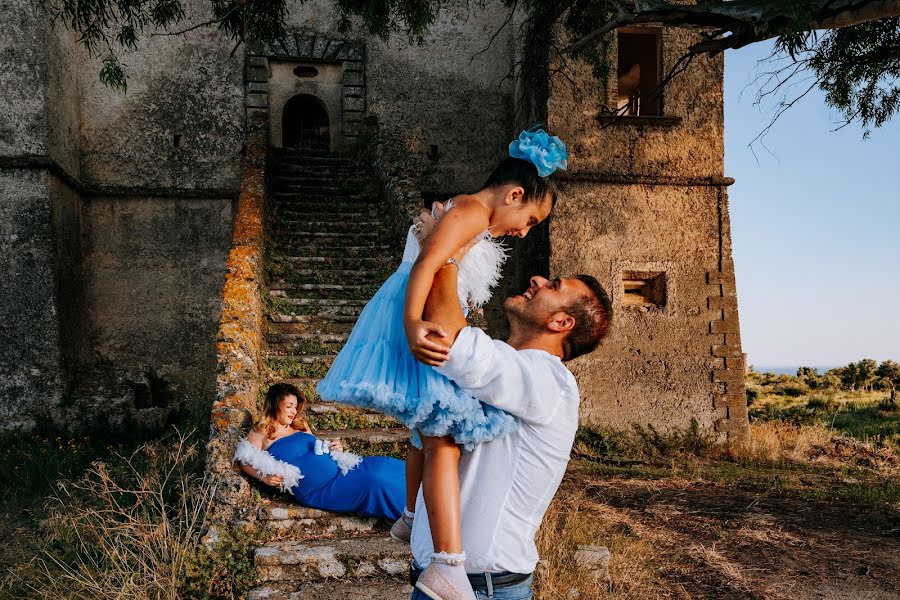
[277, 394, 299, 426]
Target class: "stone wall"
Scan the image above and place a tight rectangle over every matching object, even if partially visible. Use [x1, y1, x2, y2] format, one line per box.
[284, 0, 518, 192]
[80, 196, 233, 389]
[76, 1, 244, 191]
[546, 25, 747, 438]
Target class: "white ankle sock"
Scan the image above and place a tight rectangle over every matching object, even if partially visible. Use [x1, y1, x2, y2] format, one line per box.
[431, 551, 466, 566]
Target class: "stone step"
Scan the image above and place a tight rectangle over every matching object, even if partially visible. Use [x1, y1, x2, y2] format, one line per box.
[256, 502, 386, 540]
[272, 186, 378, 197]
[268, 313, 359, 325]
[265, 355, 335, 380]
[272, 245, 392, 258]
[267, 296, 369, 308]
[268, 282, 378, 301]
[269, 255, 394, 269]
[248, 579, 412, 599]
[265, 268, 388, 286]
[271, 204, 374, 215]
[270, 213, 370, 224]
[268, 320, 355, 337]
[273, 220, 381, 231]
[273, 175, 373, 186]
[270, 192, 375, 203]
[316, 428, 409, 445]
[266, 334, 348, 356]
[277, 230, 381, 239]
[255, 536, 410, 583]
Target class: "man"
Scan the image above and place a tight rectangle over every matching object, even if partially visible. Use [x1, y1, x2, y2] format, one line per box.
[407, 210, 613, 600]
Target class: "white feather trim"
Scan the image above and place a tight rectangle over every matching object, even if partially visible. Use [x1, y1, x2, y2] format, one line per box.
[456, 231, 508, 308]
[234, 438, 303, 493]
[403, 200, 508, 309]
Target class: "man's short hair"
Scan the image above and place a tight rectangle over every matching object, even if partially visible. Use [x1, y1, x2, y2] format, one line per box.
[561, 275, 612, 362]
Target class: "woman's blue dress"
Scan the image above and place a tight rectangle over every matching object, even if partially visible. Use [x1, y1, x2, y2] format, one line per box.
[316, 221, 518, 451]
[267, 432, 405, 521]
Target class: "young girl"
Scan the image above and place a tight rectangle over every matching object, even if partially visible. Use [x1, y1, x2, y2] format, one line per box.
[317, 128, 568, 600]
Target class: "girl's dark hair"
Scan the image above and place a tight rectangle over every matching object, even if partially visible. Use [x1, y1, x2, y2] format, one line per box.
[483, 156, 558, 207]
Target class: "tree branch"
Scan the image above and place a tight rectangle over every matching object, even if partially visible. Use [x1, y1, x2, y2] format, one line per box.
[566, 0, 900, 56]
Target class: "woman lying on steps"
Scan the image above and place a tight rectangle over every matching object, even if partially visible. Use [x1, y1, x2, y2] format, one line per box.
[234, 382, 406, 520]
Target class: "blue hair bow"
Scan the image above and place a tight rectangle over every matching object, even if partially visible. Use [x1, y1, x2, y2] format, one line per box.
[508, 128, 568, 177]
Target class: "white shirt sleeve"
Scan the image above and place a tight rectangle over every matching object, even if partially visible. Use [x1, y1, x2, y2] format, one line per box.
[435, 327, 565, 425]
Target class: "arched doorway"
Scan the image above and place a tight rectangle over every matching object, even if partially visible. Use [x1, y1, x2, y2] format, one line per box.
[282, 94, 330, 150]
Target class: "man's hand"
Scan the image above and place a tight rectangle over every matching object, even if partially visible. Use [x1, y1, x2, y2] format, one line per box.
[405, 318, 451, 366]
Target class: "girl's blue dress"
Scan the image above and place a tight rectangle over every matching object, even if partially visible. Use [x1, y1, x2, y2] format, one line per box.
[317, 209, 518, 451]
[267, 431, 405, 520]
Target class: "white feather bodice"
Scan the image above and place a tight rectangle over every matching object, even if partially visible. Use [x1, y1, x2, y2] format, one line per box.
[401, 201, 508, 309]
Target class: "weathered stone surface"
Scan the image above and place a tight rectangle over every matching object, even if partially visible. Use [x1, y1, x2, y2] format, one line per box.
[574, 544, 612, 589]
[248, 580, 412, 599]
[255, 536, 409, 583]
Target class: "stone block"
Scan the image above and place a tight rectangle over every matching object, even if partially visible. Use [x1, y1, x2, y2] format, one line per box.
[343, 96, 365, 112]
[343, 85, 364, 98]
[247, 65, 268, 83]
[246, 92, 268, 109]
[709, 319, 739, 334]
[247, 82, 267, 93]
[706, 271, 735, 285]
[711, 344, 742, 358]
[313, 37, 329, 58]
[707, 296, 737, 310]
[574, 545, 612, 590]
[297, 34, 314, 57]
[713, 369, 743, 385]
[343, 70, 365, 86]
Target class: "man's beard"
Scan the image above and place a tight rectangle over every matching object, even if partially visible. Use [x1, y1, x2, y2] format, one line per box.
[504, 296, 543, 334]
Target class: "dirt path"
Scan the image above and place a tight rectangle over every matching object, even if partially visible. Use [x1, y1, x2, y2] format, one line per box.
[573, 473, 900, 599]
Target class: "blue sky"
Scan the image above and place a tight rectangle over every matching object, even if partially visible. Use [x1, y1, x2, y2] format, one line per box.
[724, 41, 899, 368]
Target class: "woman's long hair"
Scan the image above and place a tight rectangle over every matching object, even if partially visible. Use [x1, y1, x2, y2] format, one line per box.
[255, 382, 309, 440]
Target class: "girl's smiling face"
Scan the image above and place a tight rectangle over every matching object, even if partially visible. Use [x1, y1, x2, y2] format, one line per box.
[488, 187, 553, 239]
[277, 394, 299, 427]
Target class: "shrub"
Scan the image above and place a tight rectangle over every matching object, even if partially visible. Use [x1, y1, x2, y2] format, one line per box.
[25, 431, 212, 600]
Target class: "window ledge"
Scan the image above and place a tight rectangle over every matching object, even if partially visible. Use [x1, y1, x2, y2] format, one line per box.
[595, 114, 683, 128]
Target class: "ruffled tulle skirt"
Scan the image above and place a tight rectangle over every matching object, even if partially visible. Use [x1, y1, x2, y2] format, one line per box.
[316, 262, 517, 451]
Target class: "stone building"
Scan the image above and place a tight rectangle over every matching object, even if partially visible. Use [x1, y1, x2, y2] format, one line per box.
[0, 0, 747, 440]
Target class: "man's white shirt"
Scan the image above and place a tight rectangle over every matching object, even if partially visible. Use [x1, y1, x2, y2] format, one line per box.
[410, 326, 581, 575]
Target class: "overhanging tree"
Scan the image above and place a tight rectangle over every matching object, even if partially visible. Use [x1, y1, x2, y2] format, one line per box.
[44, 0, 900, 132]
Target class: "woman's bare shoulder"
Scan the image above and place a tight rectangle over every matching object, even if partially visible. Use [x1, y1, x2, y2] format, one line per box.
[444, 195, 490, 225]
[246, 428, 266, 448]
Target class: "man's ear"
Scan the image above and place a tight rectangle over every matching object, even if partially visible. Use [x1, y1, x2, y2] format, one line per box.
[547, 311, 575, 334]
[504, 185, 525, 206]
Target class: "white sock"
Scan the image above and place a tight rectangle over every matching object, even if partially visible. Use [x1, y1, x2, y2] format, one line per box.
[431, 551, 466, 566]
[403, 508, 416, 521]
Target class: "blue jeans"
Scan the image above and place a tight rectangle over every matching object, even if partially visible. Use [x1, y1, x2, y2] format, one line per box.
[409, 565, 534, 600]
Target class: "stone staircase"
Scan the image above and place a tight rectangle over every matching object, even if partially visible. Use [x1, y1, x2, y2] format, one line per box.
[249, 148, 413, 599]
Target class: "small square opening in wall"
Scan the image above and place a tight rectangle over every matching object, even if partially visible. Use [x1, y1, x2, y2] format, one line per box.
[622, 271, 666, 307]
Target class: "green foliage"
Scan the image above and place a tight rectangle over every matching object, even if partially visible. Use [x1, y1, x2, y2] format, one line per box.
[180, 526, 265, 599]
[575, 419, 713, 462]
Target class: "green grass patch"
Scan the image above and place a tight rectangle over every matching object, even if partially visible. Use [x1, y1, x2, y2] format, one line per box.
[265, 357, 331, 379]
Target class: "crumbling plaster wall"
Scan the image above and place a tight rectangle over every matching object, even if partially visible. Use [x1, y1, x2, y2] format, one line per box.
[0, 1, 86, 429]
[81, 197, 233, 389]
[74, 0, 243, 394]
[552, 182, 725, 431]
[285, 0, 518, 192]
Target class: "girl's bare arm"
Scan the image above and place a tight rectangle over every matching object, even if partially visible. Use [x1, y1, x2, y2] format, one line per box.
[403, 199, 489, 361]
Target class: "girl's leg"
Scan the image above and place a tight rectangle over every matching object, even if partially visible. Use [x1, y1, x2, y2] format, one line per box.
[421, 435, 462, 553]
[406, 444, 424, 511]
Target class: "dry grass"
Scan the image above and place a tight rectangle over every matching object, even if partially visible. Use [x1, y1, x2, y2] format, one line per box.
[724, 421, 834, 463]
[9, 431, 212, 600]
[535, 484, 678, 599]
